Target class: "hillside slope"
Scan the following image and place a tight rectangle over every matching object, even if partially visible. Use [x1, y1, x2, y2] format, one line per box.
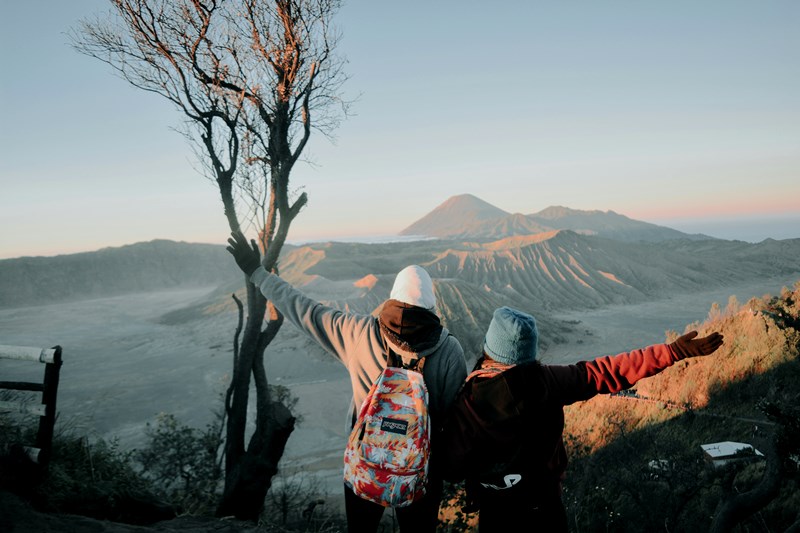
[425, 232, 800, 311]
[0, 241, 235, 309]
[558, 282, 800, 532]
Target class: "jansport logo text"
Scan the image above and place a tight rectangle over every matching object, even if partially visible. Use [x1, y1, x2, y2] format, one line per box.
[381, 418, 409, 435]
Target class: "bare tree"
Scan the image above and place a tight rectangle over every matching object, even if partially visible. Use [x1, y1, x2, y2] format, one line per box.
[73, 0, 347, 520]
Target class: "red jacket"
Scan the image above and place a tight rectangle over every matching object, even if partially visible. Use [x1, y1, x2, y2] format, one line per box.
[441, 343, 682, 490]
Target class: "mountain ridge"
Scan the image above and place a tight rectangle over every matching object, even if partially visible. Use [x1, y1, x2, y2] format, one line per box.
[0, 240, 236, 309]
[401, 194, 713, 242]
[274, 232, 800, 354]
[3, 234, 799, 314]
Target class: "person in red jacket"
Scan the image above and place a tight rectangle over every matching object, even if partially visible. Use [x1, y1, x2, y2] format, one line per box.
[441, 306, 724, 532]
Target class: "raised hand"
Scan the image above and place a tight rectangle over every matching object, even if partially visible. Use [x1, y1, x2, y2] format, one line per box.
[669, 330, 724, 359]
[226, 231, 262, 277]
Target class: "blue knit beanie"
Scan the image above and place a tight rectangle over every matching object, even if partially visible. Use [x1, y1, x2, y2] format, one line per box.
[483, 306, 539, 365]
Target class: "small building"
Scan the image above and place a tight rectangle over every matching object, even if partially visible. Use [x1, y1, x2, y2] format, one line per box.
[700, 441, 764, 469]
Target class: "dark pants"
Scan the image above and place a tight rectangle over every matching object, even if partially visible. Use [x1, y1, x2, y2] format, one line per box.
[475, 481, 568, 533]
[344, 475, 443, 533]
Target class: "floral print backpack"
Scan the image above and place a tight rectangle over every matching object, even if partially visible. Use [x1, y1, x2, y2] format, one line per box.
[343, 354, 430, 507]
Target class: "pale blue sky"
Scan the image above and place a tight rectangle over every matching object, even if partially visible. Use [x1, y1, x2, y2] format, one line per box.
[1, 1, 799, 259]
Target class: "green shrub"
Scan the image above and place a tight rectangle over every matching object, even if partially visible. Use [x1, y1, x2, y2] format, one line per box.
[8, 419, 175, 525]
[136, 412, 223, 515]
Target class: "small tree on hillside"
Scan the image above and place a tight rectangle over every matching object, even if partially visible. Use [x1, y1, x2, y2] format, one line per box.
[73, 0, 348, 520]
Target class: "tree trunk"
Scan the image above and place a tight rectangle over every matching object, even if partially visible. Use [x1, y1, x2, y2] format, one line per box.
[217, 288, 295, 520]
[216, 400, 295, 520]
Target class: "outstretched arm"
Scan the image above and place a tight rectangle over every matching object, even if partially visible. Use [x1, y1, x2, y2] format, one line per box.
[550, 330, 724, 404]
[668, 330, 724, 359]
[585, 330, 723, 393]
[225, 231, 371, 363]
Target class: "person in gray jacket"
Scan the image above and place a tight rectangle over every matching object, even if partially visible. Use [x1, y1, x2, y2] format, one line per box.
[226, 231, 467, 533]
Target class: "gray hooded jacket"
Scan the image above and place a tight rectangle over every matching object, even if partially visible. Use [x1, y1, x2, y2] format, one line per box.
[249, 268, 468, 428]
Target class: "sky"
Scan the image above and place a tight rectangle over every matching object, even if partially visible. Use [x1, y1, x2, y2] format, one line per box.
[1, 1, 799, 259]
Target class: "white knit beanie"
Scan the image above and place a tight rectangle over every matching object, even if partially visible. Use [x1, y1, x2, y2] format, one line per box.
[390, 265, 436, 310]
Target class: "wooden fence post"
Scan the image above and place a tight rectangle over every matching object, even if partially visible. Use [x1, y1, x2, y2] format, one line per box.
[0, 344, 63, 471]
[36, 346, 62, 469]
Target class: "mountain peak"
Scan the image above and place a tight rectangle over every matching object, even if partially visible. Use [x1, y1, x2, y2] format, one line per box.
[437, 194, 509, 216]
[399, 194, 509, 238]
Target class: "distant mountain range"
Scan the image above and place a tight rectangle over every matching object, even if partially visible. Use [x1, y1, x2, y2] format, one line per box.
[0, 240, 235, 309]
[2, 197, 799, 354]
[400, 193, 711, 242]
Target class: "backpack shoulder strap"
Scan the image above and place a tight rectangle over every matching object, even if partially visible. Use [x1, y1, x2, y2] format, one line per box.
[378, 327, 426, 372]
[385, 347, 425, 372]
[406, 355, 425, 372]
